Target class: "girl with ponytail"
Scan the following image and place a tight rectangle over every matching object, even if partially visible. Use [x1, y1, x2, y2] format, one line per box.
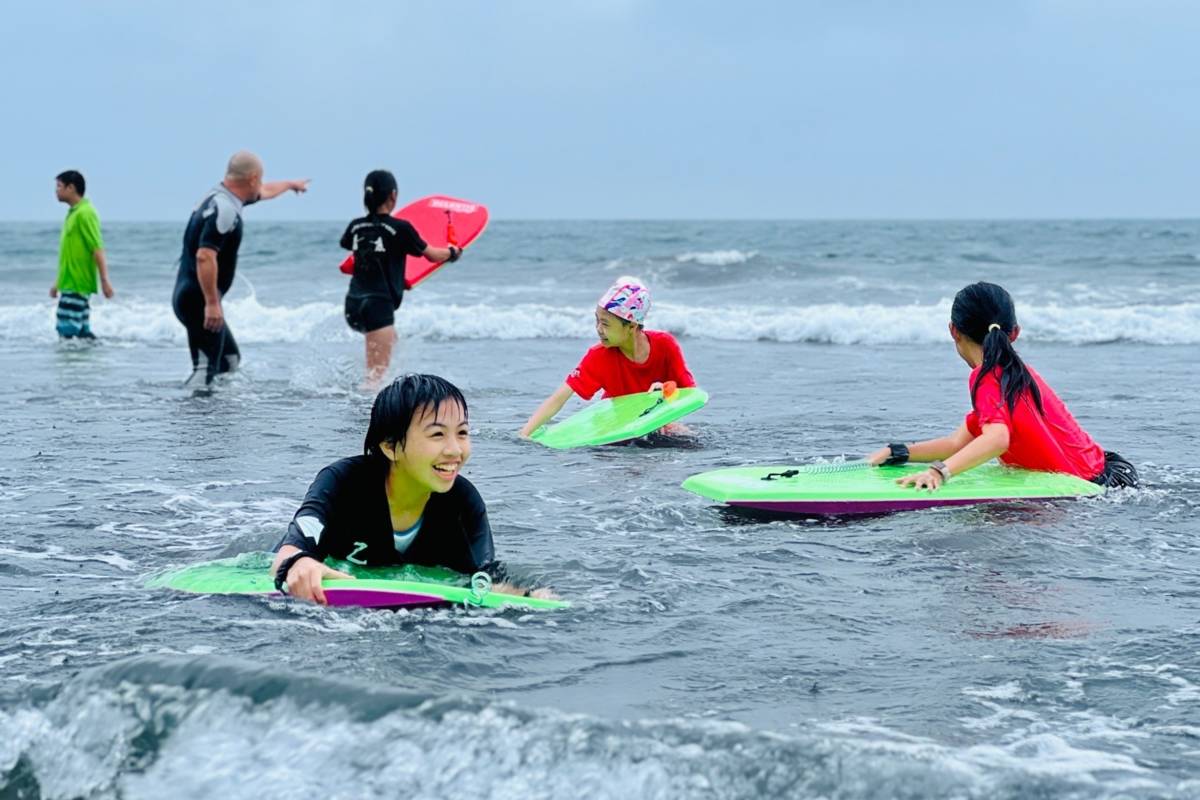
[867, 282, 1138, 491]
[339, 170, 462, 384]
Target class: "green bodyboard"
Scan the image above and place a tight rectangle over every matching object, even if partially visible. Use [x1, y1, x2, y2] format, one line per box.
[148, 553, 569, 611]
[682, 462, 1104, 513]
[531, 387, 708, 449]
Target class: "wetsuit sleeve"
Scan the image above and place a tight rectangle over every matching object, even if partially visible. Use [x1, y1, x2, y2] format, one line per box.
[274, 465, 343, 559]
[967, 371, 1011, 432]
[78, 208, 104, 253]
[565, 348, 604, 401]
[663, 334, 696, 388]
[339, 221, 355, 251]
[392, 220, 428, 257]
[197, 197, 238, 253]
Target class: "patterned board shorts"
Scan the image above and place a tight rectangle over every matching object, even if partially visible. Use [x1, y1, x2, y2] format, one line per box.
[56, 292, 94, 339]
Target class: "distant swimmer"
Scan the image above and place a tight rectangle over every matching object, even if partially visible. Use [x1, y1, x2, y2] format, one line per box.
[340, 170, 461, 385]
[519, 276, 697, 437]
[50, 170, 113, 339]
[172, 151, 308, 388]
[270, 374, 553, 604]
[865, 281, 1139, 490]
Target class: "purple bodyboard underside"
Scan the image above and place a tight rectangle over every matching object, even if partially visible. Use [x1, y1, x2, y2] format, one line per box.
[270, 588, 446, 608]
[729, 497, 1010, 515]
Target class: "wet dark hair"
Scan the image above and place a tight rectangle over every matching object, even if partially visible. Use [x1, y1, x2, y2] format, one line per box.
[362, 169, 397, 213]
[951, 282, 1043, 415]
[56, 170, 85, 196]
[364, 374, 468, 460]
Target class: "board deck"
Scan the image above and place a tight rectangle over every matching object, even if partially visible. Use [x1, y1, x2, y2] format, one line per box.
[148, 556, 568, 611]
[338, 195, 489, 289]
[681, 462, 1104, 515]
[531, 387, 708, 449]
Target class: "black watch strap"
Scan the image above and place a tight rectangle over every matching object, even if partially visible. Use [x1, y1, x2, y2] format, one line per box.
[274, 551, 320, 592]
[883, 442, 910, 466]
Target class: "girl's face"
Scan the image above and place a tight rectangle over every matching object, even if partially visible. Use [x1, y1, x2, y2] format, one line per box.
[387, 400, 471, 493]
[595, 307, 634, 348]
[949, 322, 974, 366]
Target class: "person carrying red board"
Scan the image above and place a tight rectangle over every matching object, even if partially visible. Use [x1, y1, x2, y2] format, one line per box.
[519, 276, 696, 438]
[340, 170, 462, 384]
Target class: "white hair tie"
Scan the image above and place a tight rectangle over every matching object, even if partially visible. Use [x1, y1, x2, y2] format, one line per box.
[987, 323, 1002, 332]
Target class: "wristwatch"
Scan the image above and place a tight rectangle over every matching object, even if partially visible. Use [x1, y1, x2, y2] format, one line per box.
[883, 443, 910, 466]
[929, 461, 952, 482]
[274, 551, 319, 592]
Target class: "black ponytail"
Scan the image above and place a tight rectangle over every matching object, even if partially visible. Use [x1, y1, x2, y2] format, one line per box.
[951, 282, 1043, 416]
[362, 169, 397, 213]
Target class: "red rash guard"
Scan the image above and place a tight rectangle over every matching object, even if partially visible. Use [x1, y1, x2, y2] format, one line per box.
[965, 365, 1105, 479]
[565, 330, 696, 400]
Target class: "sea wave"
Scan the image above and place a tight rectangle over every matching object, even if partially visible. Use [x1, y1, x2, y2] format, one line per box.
[1, 298, 1197, 345]
[0, 655, 1182, 800]
[674, 249, 758, 266]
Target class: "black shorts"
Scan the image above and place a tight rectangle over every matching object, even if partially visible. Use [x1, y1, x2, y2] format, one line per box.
[344, 293, 396, 334]
[1090, 451, 1139, 489]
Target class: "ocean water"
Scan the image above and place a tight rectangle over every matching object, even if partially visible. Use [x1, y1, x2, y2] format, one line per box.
[1, 219, 1199, 799]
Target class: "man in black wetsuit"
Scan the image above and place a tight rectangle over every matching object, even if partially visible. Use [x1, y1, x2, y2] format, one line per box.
[173, 151, 309, 388]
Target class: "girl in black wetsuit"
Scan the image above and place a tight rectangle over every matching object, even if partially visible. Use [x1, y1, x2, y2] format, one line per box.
[340, 171, 461, 383]
[271, 374, 551, 604]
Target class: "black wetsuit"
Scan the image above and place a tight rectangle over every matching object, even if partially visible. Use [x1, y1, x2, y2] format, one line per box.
[274, 455, 503, 577]
[173, 185, 254, 386]
[339, 214, 427, 333]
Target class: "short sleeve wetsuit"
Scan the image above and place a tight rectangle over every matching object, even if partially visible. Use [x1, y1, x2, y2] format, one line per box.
[274, 455, 505, 578]
[339, 215, 428, 334]
[173, 184, 254, 385]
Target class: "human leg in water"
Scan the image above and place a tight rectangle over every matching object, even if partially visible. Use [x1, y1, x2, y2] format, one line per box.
[175, 290, 241, 388]
[364, 325, 395, 386]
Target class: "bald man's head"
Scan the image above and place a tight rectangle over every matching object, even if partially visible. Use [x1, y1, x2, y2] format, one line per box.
[225, 150, 264, 182]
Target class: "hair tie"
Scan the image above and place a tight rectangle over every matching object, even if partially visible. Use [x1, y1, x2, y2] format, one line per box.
[365, 186, 374, 193]
[987, 323, 1001, 332]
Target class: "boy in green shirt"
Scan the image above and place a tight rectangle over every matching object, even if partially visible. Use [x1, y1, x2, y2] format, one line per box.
[50, 170, 113, 339]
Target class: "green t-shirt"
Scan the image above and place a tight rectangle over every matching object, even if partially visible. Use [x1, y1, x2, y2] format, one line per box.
[56, 198, 105, 295]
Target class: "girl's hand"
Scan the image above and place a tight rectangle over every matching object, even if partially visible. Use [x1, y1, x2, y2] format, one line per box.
[866, 446, 892, 466]
[896, 468, 944, 492]
[492, 582, 558, 600]
[648, 381, 664, 392]
[285, 558, 353, 605]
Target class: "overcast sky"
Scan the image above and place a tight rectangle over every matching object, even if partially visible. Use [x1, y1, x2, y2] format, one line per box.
[3, 1, 1198, 220]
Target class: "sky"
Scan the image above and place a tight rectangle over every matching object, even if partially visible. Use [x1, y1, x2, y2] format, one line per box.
[3, 0, 1199, 220]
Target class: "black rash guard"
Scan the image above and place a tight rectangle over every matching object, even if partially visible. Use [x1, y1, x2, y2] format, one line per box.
[274, 455, 503, 578]
[340, 214, 428, 307]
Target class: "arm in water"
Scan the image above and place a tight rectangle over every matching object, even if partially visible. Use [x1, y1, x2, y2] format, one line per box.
[269, 544, 353, 606]
[519, 383, 574, 438]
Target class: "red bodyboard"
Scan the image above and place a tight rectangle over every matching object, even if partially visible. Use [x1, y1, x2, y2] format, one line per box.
[338, 195, 489, 289]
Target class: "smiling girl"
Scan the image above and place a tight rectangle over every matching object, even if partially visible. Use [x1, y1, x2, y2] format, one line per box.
[519, 276, 696, 438]
[271, 374, 544, 604]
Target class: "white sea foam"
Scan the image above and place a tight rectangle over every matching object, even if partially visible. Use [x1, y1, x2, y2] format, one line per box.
[2, 298, 1197, 345]
[675, 249, 758, 266]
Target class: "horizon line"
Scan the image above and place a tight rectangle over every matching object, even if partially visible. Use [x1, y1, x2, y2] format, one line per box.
[3, 215, 1199, 224]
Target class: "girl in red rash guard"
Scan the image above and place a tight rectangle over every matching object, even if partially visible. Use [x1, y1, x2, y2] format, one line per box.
[519, 276, 696, 438]
[865, 281, 1139, 492]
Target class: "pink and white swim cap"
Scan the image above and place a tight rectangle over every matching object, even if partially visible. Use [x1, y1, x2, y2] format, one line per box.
[598, 276, 651, 325]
